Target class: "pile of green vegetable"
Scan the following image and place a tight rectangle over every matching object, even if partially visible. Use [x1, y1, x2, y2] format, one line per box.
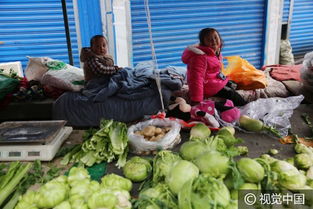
[14, 167, 132, 209]
[0, 161, 62, 209]
[125, 124, 313, 209]
[61, 119, 129, 168]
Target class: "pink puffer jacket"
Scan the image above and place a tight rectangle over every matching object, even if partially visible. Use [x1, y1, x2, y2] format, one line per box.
[182, 45, 228, 102]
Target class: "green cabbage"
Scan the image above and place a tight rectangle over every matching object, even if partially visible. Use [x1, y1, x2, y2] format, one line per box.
[152, 150, 181, 184]
[14, 190, 37, 209]
[237, 158, 265, 183]
[101, 174, 132, 192]
[179, 140, 207, 161]
[68, 167, 89, 186]
[191, 175, 230, 208]
[190, 123, 211, 140]
[14, 167, 133, 209]
[36, 181, 69, 208]
[271, 160, 298, 174]
[123, 156, 152, 182]
[87, 192, 117, 209]
[279, 172, 306, 191]
[137, 183, 178, 209]
[166, 160, 199, 194]
[53, 201, 71, 209]
[193, 150, 229, 178]
[294, 153, 313, 170]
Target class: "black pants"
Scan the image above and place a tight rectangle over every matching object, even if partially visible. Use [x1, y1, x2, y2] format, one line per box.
[215, 85, 247, 106]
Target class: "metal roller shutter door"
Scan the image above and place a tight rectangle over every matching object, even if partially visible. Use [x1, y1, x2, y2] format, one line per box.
[0, 0, 79, 70]
[283, 0, 291, 24]
[130, 0, 266, 69]
[290, 0, 313, 60]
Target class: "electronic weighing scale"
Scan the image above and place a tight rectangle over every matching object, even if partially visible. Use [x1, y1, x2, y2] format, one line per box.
[0, 120, 72, 161]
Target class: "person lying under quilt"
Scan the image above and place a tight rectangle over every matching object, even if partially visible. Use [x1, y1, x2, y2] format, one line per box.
[52, 61, 186, 127]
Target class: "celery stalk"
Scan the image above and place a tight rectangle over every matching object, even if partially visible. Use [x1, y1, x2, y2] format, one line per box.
[3, 190, 20, 209]
[0, 163, 32, 206]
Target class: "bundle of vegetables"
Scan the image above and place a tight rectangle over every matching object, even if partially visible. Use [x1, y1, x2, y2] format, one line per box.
[61, 119, 129, 168]
[14, 167, 132, 209]
[0, 162, 32, 208]
[0, 160, 62, 209]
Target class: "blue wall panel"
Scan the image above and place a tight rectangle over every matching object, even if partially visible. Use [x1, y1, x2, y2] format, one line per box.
[130, 0, 266, 69]
[290, 0, 313, 60]
[0, 0, 80, 70]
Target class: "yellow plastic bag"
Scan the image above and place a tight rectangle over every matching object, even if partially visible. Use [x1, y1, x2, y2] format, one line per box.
[222, 56, 267, 90]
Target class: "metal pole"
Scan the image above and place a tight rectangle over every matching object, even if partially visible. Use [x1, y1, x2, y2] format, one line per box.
[61, 0, 74, 65]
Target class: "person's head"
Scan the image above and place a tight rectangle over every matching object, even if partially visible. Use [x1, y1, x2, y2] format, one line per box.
[198, 28, 223, 52]
[90, 35, 108, 55]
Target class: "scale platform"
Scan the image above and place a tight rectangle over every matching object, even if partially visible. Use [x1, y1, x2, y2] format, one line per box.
[0, 120, 73, 161]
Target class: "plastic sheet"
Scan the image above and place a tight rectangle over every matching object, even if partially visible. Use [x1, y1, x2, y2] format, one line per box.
[239, 95, 304, 136]
[301, 51, 313, 92]
[127, 118, 181, 154]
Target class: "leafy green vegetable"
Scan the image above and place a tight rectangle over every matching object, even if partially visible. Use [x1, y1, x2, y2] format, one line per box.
[294, 153, 313, 170]
[191, 175, 231, 208]
[189, 123, 211, 140]
[152, 150, 181, 184]
[54, 201, 71, 209]
[216, 127, 242, 147]
[36, 180, 69, 208]
[193, 150, 229, 178]
[123, 156, 152, 182]
[101, 173, 132, 192]
[179, 140, 207, 161]
[178, 179, 193, 209]
[223, 159, 245, 190]
[61, 120, 129, 168]
[166, 160, 199, 194]
[14, 167, 132, 209]
[87, 192, 117, 209]
[135, 183, 178, 209]
[270, 160, 307, 191]
[237, 158, 265, 183]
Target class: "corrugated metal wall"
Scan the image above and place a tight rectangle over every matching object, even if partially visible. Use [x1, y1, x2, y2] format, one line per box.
[289, 0, 313, 60]
[283, 0, 290, 23]
[76, 0, 103, 48]
[130, 0, 266, 69]
[0, 0, 79, 70]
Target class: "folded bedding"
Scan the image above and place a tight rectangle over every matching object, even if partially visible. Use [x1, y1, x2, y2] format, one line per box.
[53, 62, 186, 127]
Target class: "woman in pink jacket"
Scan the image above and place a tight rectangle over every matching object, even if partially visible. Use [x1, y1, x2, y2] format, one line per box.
[182, 28, 246, 106]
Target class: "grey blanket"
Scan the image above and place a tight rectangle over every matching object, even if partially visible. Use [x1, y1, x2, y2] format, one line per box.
[53, 62, 186, 127]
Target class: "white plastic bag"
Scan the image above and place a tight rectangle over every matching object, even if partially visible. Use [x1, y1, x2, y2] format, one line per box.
[25, 57, 84, 91]
[24, 56, 53, 81]
[40, 60, 84, 91]
[239, 95, 304, 136]
[127, 118, 181, 154]
[301, 51, 313, 92]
